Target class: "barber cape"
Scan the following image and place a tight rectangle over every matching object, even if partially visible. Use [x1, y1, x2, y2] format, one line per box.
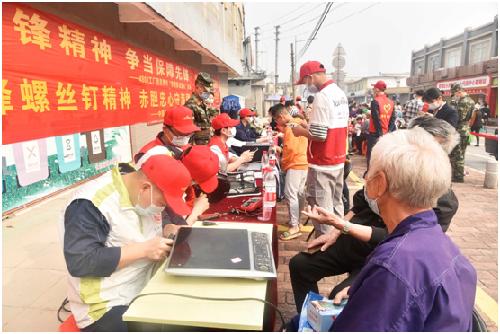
[60, 167, 162, 329]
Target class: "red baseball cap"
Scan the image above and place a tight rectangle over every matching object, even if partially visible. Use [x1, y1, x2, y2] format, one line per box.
[239, 108, 256, 118]
[372, 80, 387, 91]
[211, 113, 240, 130]
[181, 145, 219, 193]
[140, 150, 192, 216]
[163, 106, 200, 135]
[296, 61, 326, 84]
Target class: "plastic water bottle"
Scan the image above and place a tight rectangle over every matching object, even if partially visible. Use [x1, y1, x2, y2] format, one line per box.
[267, 126, 273, 145]
[258, 164, 276, 221]
[268, 147, 277, 168]
[261, 150, 269, 178]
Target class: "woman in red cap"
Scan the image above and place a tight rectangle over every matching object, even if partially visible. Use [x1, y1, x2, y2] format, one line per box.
[209, 113, 254, 172]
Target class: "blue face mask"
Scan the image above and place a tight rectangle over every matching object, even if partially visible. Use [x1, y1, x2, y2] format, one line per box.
[134, 183, 165, 216]
[363, 186, 380, 216]
[200, 92, 211, 101]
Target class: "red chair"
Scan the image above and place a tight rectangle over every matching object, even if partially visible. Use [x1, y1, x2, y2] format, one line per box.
[59, 314, 80, 332]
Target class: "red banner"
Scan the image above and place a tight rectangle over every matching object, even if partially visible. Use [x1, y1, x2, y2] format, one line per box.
[2, 3, 220, 144]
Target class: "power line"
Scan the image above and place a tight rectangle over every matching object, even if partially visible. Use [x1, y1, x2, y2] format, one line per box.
[320, 2, 380, 30]
[281, 3, 347, 34]
[298, 2, 334, 59]
[274, 2, 347, 42]
[258, 3, 324, 35]
[257, 3, 309, 28]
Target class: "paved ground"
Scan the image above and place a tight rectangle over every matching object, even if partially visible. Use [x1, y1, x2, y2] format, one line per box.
[465, 136, 496, 172]
[2, 152, 498, 331]
[275, 153, 498, 331]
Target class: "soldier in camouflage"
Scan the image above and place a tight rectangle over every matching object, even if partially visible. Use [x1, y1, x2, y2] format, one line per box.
[449, 83, 476, 183]
[184, 72, 219, 145]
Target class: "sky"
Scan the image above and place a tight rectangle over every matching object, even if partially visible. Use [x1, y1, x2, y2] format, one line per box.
[244, 1, 498, 83]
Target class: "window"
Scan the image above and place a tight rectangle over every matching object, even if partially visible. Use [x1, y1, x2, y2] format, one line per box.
[414, 59, 424, 75]
[427, 54, 440, 73]
[469, 38, 491, 64]
[445, 47, 461, 68]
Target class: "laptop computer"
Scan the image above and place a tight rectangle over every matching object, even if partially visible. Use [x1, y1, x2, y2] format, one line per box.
[164, 226, 276, 279]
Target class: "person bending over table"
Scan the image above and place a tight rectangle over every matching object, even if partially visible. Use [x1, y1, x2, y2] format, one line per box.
[61, 153, 192, 332]
[298, 126, 476, 331]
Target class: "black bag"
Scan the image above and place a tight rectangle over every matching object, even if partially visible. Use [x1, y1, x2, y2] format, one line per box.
[193, 173, 231, 204]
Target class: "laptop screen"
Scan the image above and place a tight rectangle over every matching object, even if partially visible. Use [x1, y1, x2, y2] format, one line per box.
[168, 227, 251, 270]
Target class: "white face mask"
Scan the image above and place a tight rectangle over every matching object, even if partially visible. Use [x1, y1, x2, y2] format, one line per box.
[428, 101, 440, 111]
[229, 127, 237, 137]
[134, 183, 165, 216]
[363, 186, 380, 216]
[171, 135, 191, 147]
[307, 84, 318, 94]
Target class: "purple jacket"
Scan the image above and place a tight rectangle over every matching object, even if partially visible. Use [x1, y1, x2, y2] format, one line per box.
[331, 210, 477, 331]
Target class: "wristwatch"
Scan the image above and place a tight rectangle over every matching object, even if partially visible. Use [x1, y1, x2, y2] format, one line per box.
[341, 221, 352, 235]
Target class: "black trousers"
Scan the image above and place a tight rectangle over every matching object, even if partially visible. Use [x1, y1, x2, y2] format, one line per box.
[289, 233, 375, 313]
[82, 306, 129, 332]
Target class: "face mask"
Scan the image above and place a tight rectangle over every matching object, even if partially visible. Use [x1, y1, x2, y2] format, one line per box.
[171, 135, 191, 147]
[363, 186, 380, 216]
[134, 183, 165, 216]
[229, 127, 237, 137]
[307, 84, 318, 94]
[428, 102, 440, 111]
[200, 92, 211, 101]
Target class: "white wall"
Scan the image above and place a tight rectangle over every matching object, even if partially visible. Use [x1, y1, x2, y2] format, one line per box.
[147, 2, 244, 75]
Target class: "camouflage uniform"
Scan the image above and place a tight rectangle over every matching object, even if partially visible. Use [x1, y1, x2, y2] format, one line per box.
[184, 72, 218, 145]
[449, 84, 476, 182]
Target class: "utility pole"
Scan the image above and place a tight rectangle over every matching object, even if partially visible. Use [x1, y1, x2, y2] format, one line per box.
[254, 27, 260, 72]
[274, 25, 280, 94]
[291, 42, 296, 97]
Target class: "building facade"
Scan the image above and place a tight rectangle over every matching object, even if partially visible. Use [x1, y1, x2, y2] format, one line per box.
[345, 73, 410, 105]
[407, 15, 498, 118]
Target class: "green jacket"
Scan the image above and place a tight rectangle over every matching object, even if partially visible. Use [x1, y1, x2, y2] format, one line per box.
[455, 95, 475, 135]
[184, 93, 218, 144]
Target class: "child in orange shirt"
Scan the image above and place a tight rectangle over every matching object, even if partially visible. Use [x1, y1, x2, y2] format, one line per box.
[270, 104, 308, 240]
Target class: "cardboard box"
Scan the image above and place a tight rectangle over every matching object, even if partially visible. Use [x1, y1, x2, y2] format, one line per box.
[307, 299, 347, 332]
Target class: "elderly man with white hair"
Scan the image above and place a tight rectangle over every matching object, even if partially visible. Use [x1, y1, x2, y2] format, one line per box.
[303, 127, 477, 331]
[288, 116, 461, 315]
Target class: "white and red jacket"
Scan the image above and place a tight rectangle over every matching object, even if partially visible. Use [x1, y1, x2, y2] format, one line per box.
[308, 80, 349, 168]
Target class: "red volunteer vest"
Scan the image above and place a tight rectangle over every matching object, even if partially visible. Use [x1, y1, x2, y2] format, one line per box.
[208, 136, 229, 160]
[308, 80, 348, 166]
[369, 94, 394, 134]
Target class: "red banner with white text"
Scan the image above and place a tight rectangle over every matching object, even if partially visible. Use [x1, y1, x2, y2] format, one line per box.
[2, 3, 220, 144]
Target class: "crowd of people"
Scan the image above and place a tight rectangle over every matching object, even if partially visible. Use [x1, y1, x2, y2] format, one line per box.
[61, 61, 480, 331]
